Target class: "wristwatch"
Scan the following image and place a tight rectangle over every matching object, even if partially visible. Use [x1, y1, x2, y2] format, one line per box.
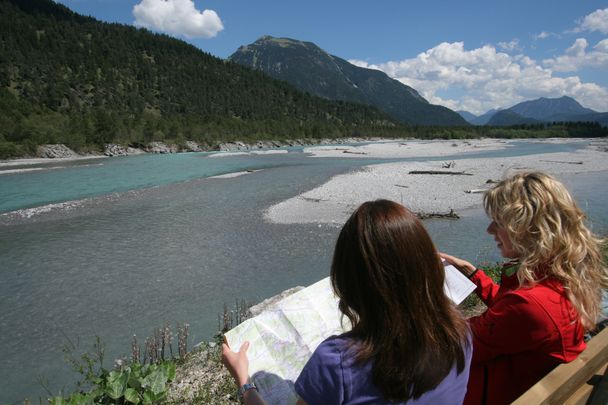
[239, 381, 258, 397]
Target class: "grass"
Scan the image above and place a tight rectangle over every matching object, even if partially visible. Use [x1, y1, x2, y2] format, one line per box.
[459, 262, 502, 317]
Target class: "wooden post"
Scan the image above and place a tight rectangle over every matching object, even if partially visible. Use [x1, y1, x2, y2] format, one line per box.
[512, 327, 608, 404]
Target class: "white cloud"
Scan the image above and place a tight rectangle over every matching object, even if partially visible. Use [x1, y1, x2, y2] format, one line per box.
[533, 31, 560, 41]
[575, 8, 608, 34]
[498, 39, 521, 52]
[349, 59, 383, 71]
[133, 0, 223, 39]
[543, 38, 608, 72]
[349, 41, 608, 114]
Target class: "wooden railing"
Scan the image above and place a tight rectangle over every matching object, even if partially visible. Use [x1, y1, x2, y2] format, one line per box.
[512, 327, 608, 405]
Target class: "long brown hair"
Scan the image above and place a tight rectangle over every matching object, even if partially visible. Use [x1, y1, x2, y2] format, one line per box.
[331, 199, 469, 401]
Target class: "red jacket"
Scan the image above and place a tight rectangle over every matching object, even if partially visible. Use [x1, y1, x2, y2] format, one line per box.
[464, 266, 586, 405]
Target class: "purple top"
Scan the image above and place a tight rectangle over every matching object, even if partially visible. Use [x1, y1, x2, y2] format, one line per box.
[295, 333, 472, 405]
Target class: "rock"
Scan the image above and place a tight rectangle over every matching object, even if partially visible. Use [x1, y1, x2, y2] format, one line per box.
[184, 141, 202, 152]
[216, 141, 250, 152]
[36, 144, 78, 158]
[211, 137, 373, 153]
[248, 286, 304, 316]
[104, 143, 128, 156]
[104, 144, 146, 156]
[126, 147, 145, 155]
[145, 142, 178, 154]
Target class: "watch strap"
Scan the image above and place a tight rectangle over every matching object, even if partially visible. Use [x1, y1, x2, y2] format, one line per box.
[239, 381, 258, 397]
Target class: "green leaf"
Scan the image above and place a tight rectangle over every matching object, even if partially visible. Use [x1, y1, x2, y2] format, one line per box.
[143, 390, 166, 404]
[67, 393, 95, 405]
[162, 362, 176, 382]
[48, 397, 66, 405]
[142, 370, 168, 395]
[131, 361, 142, 375]
[106, 370, 129, 399]
[91, 387, 105, 397]
[124, 388, 141, 404]
[128, 372, 143, 390]
[142, 390, 154, 405]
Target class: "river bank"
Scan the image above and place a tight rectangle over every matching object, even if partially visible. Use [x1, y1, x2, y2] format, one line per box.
[0, 137, 378, 169]
[4, 136, 604, 170]
[266, 138, 608, 224]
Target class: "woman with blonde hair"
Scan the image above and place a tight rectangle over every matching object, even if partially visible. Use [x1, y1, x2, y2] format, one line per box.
[442, 171, 607, 405]
[224, 200, 472, 404]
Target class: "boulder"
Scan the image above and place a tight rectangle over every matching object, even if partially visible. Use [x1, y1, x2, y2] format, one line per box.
[36, 144, 78, 158]
[247, 286, 304, 317]
[104, 143, 129, 156]
[184, 141, 202, 152]
[126, 147, 145, 155]
[145, 142, 178, 154]
[216, 141, 250, 152]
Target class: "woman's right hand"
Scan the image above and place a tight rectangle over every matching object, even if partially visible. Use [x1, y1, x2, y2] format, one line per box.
[439, 252, 477, 278]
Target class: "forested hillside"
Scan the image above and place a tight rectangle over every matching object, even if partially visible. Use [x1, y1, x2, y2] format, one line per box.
[0, 0, 402, 157]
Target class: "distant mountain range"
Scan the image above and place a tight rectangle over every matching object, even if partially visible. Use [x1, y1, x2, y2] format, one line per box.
[229, 36, 468, 126]
[458, 109, 500, 125]
[459, 96, 608, 126]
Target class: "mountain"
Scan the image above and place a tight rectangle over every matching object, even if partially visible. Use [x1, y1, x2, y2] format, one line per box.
[472, 109, 499, 125]
[229, 36, 468, 126]
[0, 0, 402, 157]
[457, 110, 477, 124]
[488, 96, 605, 126]
[457, 109, 504, 125]
[509, 96, 595, 121]
[458, 97, 605, 127]
[487, 110, 540, 126]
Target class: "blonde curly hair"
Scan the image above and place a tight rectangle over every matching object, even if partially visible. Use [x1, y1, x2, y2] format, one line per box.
[483, 171, 607, 330]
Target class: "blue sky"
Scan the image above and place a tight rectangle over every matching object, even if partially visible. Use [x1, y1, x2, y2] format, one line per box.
[55, 0, 608, 115]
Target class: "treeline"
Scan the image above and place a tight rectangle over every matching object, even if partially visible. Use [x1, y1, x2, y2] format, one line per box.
[402, 122, 608, 139]
[0, 86, 405, 158]
[1, 106, 605, 159]
[0, 0, 605, 160]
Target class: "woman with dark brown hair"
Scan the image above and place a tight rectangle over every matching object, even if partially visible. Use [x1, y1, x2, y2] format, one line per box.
[223, 200, 472, 404]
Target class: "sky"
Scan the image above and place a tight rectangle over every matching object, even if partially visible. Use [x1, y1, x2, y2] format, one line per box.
[54, 0, 608, 115]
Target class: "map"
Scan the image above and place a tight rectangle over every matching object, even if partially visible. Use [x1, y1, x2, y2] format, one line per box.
[224, 266, 475, 404]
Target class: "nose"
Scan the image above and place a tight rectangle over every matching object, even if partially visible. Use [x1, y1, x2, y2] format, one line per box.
[487, 221, 497, 234]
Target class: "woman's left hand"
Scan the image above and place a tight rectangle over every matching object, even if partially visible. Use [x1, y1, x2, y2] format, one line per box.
[439, 252, 477, 278]
[222, 341, 251, 386]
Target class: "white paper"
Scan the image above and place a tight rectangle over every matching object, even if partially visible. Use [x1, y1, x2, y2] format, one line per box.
[224, 278, 349, 404]
[443, 263, 477, 305]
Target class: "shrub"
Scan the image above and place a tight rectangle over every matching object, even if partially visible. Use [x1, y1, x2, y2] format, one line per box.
[0, 141, 20, 159]
[50, 323, 188, 404]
